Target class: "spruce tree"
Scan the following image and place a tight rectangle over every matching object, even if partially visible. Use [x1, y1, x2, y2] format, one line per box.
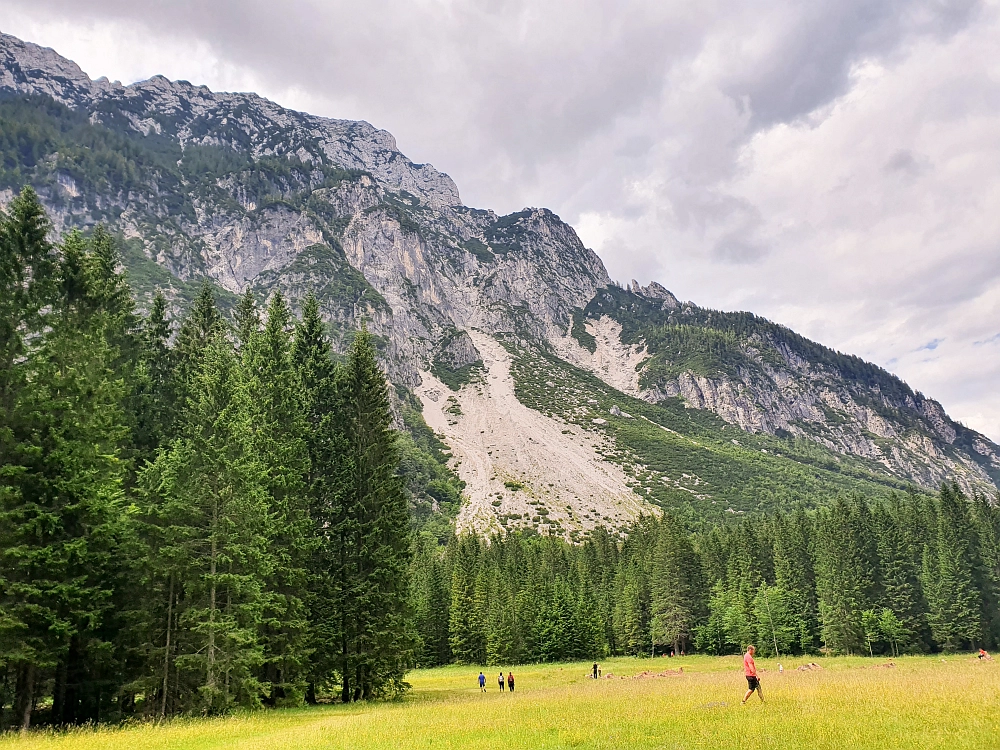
[243, 293, 312, 703]
[814, 499, 872, 653]
[650, 517, 703, 655]
[293, 294, 345, 692]
[448, 535, 483, 664]
[333, 329, 413, 699]
[922, 484, 982, 650]
[772, 507, 819, 652]
[140, 331, 270, 715]
[234, 289, 260, 354]
[874, 501, 927, 651]
[0, 225, 129, 729]
[133, 292, 176, 461]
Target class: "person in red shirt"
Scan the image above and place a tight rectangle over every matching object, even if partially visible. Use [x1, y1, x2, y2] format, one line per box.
[742, 645, 764, 705]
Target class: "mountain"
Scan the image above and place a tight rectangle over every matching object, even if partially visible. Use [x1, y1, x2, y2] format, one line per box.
[2, 31, 998, 537]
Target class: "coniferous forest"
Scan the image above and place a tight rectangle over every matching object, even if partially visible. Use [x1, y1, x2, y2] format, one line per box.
[2, 187, 1000, 730]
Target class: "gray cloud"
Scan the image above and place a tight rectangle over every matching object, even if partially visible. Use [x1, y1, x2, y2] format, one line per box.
[3, 0, 999, 440]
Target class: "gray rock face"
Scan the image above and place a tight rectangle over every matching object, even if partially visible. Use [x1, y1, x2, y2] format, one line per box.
[436, 331, 482, 370]
[639, 336, 1000, 493]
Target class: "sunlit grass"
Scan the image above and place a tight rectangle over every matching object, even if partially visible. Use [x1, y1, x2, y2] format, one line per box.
[4, 655, 999, 749]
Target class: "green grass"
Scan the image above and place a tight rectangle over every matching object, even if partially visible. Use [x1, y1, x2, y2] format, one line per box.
[4, 656, 998, 749]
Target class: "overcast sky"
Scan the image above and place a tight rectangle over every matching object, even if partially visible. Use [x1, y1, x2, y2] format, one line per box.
[4, 0, 1000, 441]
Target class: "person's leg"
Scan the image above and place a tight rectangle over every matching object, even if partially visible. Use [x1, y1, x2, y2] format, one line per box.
[742, 688, 753, 704]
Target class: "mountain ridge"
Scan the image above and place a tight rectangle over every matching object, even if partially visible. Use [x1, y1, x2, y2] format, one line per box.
[1, 30, 997, 536]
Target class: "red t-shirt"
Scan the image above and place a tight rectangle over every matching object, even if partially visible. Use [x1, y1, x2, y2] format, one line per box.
[744, 652, 756, 677]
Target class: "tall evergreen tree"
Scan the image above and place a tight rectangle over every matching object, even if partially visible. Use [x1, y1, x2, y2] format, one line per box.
[293, 294, 344, 694]
[922, 484, 981, 650]
[333, 329, 413, 700]
[448, 535, 483, 664]
[244, 293, 312, 703]
[141, 331, 270, 715]
[650, 517, 703, 655]
[0, 225, 129, 729]
[815, 499, 874, 654]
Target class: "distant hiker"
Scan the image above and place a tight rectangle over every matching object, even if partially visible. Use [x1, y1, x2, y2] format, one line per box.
[979, 648, 992, 661]
[479, 672, 486, 692]
[499, 671, 505, 692]
[742, 645, 764, 705]
[593, 662, 599, 679]
[508, 671, 515, 692]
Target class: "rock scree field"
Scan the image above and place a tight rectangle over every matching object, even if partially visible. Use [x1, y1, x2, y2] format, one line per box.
[3, 656, 997, 750]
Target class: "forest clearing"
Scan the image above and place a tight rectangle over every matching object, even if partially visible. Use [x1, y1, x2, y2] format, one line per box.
[2, 655, 997, 750]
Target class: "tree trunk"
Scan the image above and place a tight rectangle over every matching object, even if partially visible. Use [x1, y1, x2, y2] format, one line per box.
[161, 574, 174, 719]
[208, 537, 217, 695]
[341, 634, 350, 703]
[53, 657, 68, 725]
[17, 663, 34, 732]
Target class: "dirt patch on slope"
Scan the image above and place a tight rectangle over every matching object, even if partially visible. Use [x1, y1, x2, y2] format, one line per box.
[551, 315, 648, 397]
[417, 331, 653, 538]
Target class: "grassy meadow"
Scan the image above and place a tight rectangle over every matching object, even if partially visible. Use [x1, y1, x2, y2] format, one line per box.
[3, 655, 998, 750]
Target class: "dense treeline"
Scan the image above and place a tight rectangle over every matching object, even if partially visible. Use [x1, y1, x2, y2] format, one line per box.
[0, 188, 412, 729]
[411, 486, 1000, 666]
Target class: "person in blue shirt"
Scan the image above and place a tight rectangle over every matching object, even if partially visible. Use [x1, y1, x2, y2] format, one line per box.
[479, 672, 486, 692]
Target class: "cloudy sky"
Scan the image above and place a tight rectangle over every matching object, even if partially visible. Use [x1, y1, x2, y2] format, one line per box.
[4, 0, 1000, 441]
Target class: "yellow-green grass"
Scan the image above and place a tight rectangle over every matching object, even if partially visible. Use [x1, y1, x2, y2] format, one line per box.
[4, 655, 999, 749]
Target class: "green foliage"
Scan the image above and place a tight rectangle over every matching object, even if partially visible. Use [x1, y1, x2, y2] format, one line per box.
[483, 210, 533, 255]
[570, 309, 597, 353]
[395, 387, 465, 543]
[461, 238, 493, 263]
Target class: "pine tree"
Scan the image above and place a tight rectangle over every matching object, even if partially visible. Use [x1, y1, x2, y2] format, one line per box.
[485, 571, 515, 666]
[333, 329, 414, 700]
[649, 517, 703, 655]
[612, 563, 648, 655]
[0, 223, 129, 729]
[923, 484, 981, 651]
[293, 294, 345, 692]
[772, 507, 819, 652]
[244, 293, 312, 704]
[172, 283, 223, 410]
[874, 501, 927, 651]
[234, 289, 260, 355]
[132, 291, 176, 461]
[814, 499, 873, 654]
[449, 535, 484, 664]
[140, 331, 270, 715]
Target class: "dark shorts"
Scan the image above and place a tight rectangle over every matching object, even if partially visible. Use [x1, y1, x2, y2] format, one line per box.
[746, 676, 760, 690]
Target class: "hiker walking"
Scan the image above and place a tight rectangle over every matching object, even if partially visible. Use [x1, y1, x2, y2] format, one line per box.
[592, 662, 599, 679]
[479, 672, 486, 692]
[741, 645, 764, 705]
[498, 671, 505, 692]
[507, 671, 515, 693]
